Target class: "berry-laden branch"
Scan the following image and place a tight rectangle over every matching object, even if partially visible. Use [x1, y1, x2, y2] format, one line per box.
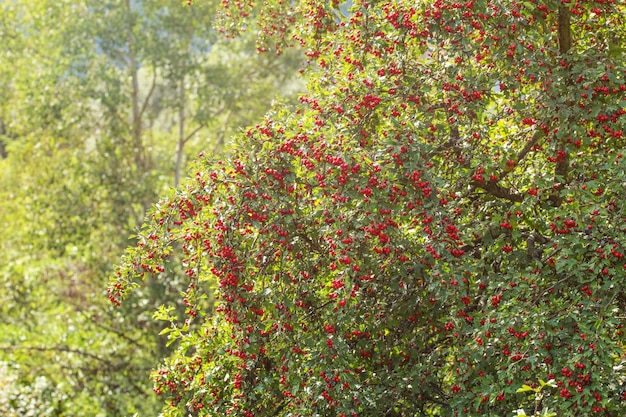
[471, 126, 546, 203]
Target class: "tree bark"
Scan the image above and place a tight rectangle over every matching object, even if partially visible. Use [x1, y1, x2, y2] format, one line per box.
[550, 5, 572, 207]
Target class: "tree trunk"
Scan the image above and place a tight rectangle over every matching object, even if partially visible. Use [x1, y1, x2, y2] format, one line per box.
[0, 118, 7, 158]
[174, 76, 186, 187]
[126, 0, 145, 171]
[550, 5, 572, 207]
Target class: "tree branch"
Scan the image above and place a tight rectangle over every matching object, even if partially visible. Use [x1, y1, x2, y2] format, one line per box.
[182, 123, 206, 146]
[472, 179, 524, 202]
[499, 128, 545, 181]
[0, 345, 120, 368]
[88, 315, 157, 354]
[139, 66, 158, 121]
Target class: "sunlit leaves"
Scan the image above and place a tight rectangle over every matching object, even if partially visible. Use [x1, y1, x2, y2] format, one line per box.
[112, 0, 626, 416]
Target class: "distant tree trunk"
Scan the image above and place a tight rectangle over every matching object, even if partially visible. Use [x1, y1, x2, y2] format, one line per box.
[126, 0, 145, 172]
[0, 118, 7, 158]
[174, 75, 186, 188]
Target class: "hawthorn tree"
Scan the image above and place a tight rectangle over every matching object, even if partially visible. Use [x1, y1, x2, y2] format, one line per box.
[111, 0, 626, 416]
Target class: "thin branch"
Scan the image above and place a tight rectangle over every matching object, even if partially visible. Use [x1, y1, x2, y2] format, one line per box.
[139, 66, 158, 121]
[0, 345, 118, 368]
[98, 43, 130, 67]
[88, 315, 157, 354]
[182, 123, 206, 146]
[532, 273, 568, 306]
[499, 128, 546, 181]
[215, 109, 233, 149]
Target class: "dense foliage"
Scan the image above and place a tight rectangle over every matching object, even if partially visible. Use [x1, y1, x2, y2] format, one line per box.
[111, 0, 626, 416]
[0, 0, 301, 415]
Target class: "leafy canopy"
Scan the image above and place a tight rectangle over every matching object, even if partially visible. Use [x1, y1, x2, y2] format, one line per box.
[111, 0, 626, 416]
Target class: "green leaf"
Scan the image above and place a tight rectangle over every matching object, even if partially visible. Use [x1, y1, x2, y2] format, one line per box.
[516, 384, 536, 393]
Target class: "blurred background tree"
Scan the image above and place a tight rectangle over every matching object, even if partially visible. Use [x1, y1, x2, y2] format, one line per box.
[0, 0, 304, 415]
